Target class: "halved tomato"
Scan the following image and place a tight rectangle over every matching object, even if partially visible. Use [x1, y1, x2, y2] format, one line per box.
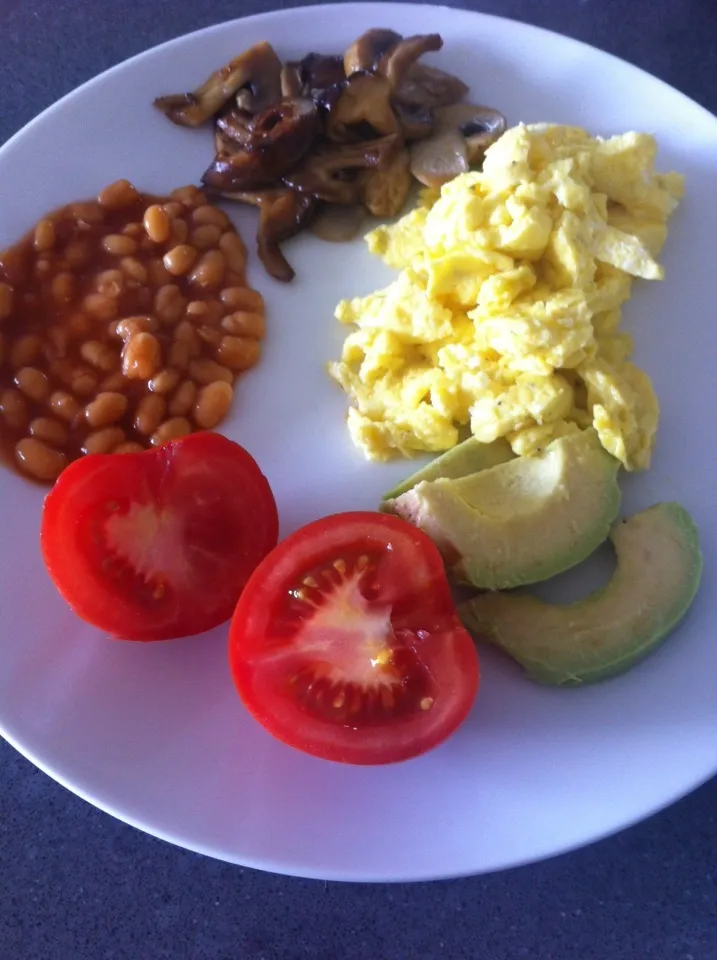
[229, 511, 479, 764]
[41, 432, 278, 641]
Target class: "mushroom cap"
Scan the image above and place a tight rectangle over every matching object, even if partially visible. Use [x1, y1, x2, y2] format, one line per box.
[343, 28, 403, 75]
[325, 72, 399, 142]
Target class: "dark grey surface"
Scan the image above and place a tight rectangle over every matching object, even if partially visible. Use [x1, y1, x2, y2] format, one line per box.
[1, 0, 716, 957]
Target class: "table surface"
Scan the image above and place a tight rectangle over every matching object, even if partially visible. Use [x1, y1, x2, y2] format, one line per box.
[1, 0, 716, 957]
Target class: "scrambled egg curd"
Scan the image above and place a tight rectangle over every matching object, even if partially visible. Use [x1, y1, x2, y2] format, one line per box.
[328, 124, 683, 469]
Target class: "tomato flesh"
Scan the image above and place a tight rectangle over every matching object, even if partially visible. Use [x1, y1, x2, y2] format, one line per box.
[41, 432, 278, 641]
[229, 512, 479, 764]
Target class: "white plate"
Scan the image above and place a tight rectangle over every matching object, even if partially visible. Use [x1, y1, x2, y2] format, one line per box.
[0, 2, 715, 883]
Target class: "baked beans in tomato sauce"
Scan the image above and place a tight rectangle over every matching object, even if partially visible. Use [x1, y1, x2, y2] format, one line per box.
[0, 179, 265, 483]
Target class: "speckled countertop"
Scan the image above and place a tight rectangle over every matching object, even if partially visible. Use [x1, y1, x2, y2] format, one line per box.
[1, 1, 716, 957]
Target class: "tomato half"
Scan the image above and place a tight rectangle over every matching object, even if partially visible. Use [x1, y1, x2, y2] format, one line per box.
[41, 432, 278, 641]
[229, 511, 479, 764]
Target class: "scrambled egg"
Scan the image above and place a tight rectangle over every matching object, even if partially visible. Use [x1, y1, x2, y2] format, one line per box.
[328, 124, 683, 470]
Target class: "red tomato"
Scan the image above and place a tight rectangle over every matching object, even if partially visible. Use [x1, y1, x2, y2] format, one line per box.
[229, 511, 479, 764]
[41, 432, 278, 641]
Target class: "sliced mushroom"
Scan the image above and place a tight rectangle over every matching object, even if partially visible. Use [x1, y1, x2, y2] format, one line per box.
[409, 104, 507, 188]
[396, 63, 469, 109]
[288, 53, 347, 113]
[222, 189, 315, 282]
[362, 148, 412, 217]
[377, 34, 443, 91]
[343, 28, 403, 75]
[310, 203, 366, 242]
[154, 42, 282, 127]
[283, 135, 400, 204]
[325, 72, 399, 142]
[215, 108, 253, 146]
[280, 63, 304, 98]
[202, 98, 318, 192]
[391, 99, 435, 141]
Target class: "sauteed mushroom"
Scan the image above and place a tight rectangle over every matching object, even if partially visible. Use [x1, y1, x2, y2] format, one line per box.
[410, 104, 507, 187]
[154, 42, 282, 127]
[283, 135, 400, 204]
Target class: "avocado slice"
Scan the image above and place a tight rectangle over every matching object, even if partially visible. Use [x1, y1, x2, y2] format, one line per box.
[382, 437, 514, 503]
[460, 502, 703, 686]
[391, 429, 621, 590]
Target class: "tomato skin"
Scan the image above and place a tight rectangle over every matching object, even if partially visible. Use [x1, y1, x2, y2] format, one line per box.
[41, 432, 278, 641]
[229, 511, 479, 765]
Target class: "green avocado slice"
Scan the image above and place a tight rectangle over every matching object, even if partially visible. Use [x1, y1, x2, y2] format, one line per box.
[460, 502, 703, 686]
[381, 437, 514, 503]
[391, 430, 621, 590]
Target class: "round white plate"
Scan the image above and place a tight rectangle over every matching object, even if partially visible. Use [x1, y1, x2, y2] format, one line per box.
[0, 3, 715, 883]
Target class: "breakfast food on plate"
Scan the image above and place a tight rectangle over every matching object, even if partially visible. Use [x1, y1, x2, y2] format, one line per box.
[41, 432, 278, 641]
[154, 30, 505, 281]
[459, 502, 703, 685]
[329, 123, 684, 468]
[228, 511, 479, 764]
[386, 429, 621, 590]
[381, 435, 513, 500]
[0, 180, 263, 483]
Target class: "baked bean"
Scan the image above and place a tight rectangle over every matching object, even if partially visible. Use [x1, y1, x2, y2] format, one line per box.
[15, 367, 50, 403]
[15, 437, 66, 481]
[192, 205, 230, 229]
[189, 250, 225, 290]
[220, 286, 264, 313]
[188, 358, 233, 385]
[219, 231, 247, 275]
[170, 219, 189, 245]
[167, 341, 191, 370]
[163, 245, 197, 277]
[154, 284, 187, 324]
[100, 372, 127, 392]
[149, 368, 180, 395]
[122, 223, 143, 238]
[168, 380, 196, 416]
[46, 326, 69, 359]
[83, 292, 118, 320]
[163, 202, 183, 220]
[98, 179, 141, 209]
[185, 300, 209, 321]
[122, 332, 161, 380]
[82, 427, 126, 455]
[173, 321, 201, 358]
[147, 258, 173, 288]
[1, 388, 29, 430]
[102, 234, 138, 257]
[120, 256, 148, 283]
[29, 417, 69, 447]
[66, 313, 93, 340]
[115, 315, 158, 340]
[72, 368, 99, 397]
[0, 282, 13, 320]
[134, 394, 166, 436]
[64, 240, 90, 267]
[143, 204, 171, 244]
[194, 381, 233, 430]
[150, 417, 191, 446]
[85, 392, 128, 428]
[10, 334, 42, 368]
[171, 185, 205, 206]
[70, 201, 105, 224]
[48, 391, 80, 423]
[191, 225, 222, 250]
[34, 219, 56, 252]
[216, 336, 261, 371]
[94, 269, 125, 298]
[34, 259, 52, 280]
[196, 325, 221, 347]
[80, 340, 118, 372]
[115, 442, 144, 454]
[221, 310, 265, 339]
[224, 271, 245, 287]
[51, 272, 75, 304]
